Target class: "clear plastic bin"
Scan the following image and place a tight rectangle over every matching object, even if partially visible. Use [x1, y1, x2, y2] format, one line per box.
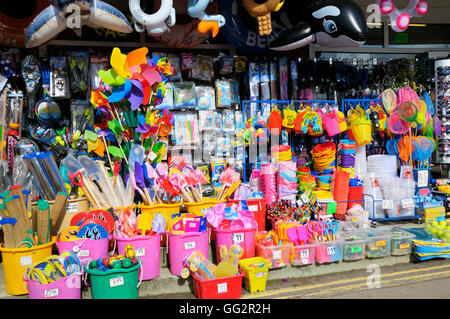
[364, 229, 392, 258]
[390, 230, 416, 256]
[255, 243, 291, 269]
[308, 238, 344, 264]
[340, 231, 368, 261]
[289, 244, 316, 266]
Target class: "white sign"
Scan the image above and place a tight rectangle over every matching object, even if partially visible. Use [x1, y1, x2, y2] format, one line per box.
[301, 194, 310, 203]
[382, 200, 394, 210]
[20, 256, 32, 267]
[66, 202, 79, 213]
[77, 250, 90, 257]
[148, 152, 157, 162]
[248, 205, 258, 212]
[327, 246, 336, 256]
[232, 233, 244, 244]
[135, 248, 146, 257]
[273, 250, 282, 260]
[417, 170, 429, 188]
[297, 199, 304, 207]
[300, 249, 309, 258]
[402, 198, 415, 209]
[109, 276, 124, 288]
[255, 272, 266, 278]
[217, 283, 228, 294]
[184, 241, 196, 250]
[44, 289, 59, 298]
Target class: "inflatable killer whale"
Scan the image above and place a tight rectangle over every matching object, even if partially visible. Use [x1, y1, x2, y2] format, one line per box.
[25, 0, 133, 48]
[270, 0, 367, 51]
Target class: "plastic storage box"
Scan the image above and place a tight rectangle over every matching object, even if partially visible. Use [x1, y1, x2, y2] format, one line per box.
[192, 272, 244, 299]
[290, 244, 316, 266]
[340, 231, 368, 261]
[364, 229, 392, 258]
[238, 257, 270, 293]
[390, 230, 416, 256]
[308, 238, 344, 264]
[255, 243, 291, 269]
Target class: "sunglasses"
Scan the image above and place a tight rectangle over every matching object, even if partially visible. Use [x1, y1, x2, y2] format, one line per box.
[438, 66, 450, 74]
[437, 75, 450, 81]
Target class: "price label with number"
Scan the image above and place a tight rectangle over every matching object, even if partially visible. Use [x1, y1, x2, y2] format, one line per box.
[44, 289, 59, 298]
[376, 240, 386, 247]
[217, 283, 228, 294]
[255, 272, 266, 278]
[351, 246, 362, 253]
[399, 243, 410, 249]
[66, 202, 79, 213]
[232, 233, 244, 244]
[327, 246, 336, 256]
[77, 250, 90, 257]
[301, 194, 310, 203]
[109, 276, 124, 288]
[273, 250, 282, 260]
[300, 249, 309, 258]
[184, 241, 196, 250]
[417, 170, 429, 188]
[382, 200, 394, 210]
[135, 248, 146, 257]
[20, 256, 32, 267]
[402, 198, 414, 209]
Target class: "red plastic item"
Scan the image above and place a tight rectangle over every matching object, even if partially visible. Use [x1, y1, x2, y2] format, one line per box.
[192, 272, 244, 299]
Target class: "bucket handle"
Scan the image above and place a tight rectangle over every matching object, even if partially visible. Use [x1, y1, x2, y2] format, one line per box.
[137, 259, 143, 289]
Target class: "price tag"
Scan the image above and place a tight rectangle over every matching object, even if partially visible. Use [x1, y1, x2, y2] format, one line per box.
[351, 246, 362, 253]
[217, 283, 228, 294]
[232, 233, 244, 244]
[109, 276, 124, 288]
[44, 289, 59, 298]
[255, 272, 266, 278]
[135, 248, 146, 257]
[399, 243, 410, 249]
[296, 199, 304, 207]
[20, 256, 32, 267]
[148, 152, 158, 161]
[77, 250, 90, 257]
[248, 205, 258, 212]
[300, 249, 309, 258]
[417, 170, 429, 188]
[301, 194, 310, 203]
[273, 250, 282, 260]
[184, 241, 196, 250]
[327, 246, 336, 256]
[402, 198, 414, 209]
[376, 240, 386, 247]
[66, 202, 79, 213]
[201, 208, 209, 215]
[382, 200, 394, 210]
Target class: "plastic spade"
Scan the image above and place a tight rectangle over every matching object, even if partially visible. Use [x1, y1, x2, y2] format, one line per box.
[134, 162, 151, 205]
[169, 171, 194, 202]
[129, 144, 145, 171]
[297, 225, 309, 245]
[107, 79, 132, 103]
[182, 166, 201, 202]
[286, 226, 300, 246]
[144, 163, 163, 203]
[129, 170, 148, 205]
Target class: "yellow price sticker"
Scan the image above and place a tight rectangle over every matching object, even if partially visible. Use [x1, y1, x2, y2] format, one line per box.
[399, 243, 410, 249]
[376, 240, 386, 247]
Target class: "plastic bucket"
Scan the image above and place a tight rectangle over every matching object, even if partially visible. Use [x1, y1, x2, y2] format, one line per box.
[214, 226, 257, 263]
[25, 273, 81, 299]
[167, 230, 209, 276]
[323, 114, 340, 137]
[56, 237, 109, 268]
[84, 259, 141, 299]
[0, 239, 55, 295]
[114, 234, 160, 280]
[192, 271, 244, 299]
[350, 120, 372, 145]
[238, 257, 270, 293]
[185, 200, 225, 242]
[228, 198, 266, 232]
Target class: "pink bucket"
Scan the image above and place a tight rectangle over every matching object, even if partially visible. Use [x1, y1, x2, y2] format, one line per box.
[56, 238, 110, 268]
[168, 230, 209, 276]
[25, 274, 81, 299]
[323, 111, 341, 137]
[114, 234, 160, 281]
[214, 226, 257, 263]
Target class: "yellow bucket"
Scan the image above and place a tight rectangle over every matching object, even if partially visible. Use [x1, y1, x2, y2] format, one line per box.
[0, 238, 56, 295]
[238, 257, 270, 293]
[184, 199, 225, 216]
[137, 202, 182, 226]
[350, 120, 372, 145]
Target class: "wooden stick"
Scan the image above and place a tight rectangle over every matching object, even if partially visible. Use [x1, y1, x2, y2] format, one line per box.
[0, 204, 18, 248]
[9, 185, 32, 229]
[18, 93, 23, 140]
[51, 192, 67, 236]
[100, 133, 113, 170]
[37, 200, 50, 244]
[0, 89, 6, 161]
[4, 195, 35, 246]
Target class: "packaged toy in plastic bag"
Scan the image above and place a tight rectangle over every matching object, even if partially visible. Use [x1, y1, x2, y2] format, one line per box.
[168, 54, 182, 81]
[173, 112, 199, 145]
[198, 110, 214, 131]
[219, 56, 234, 75]
[214, 111, 223, 131]
[202, 131, 216, 162]
[49, 57, 70, 99]
[157, 82, 174, 110]
[67, 51, 89, 95]
[195, 86, 215, 110]
[222, 110, 235, 133]
[216, 80, 231, 108]
[192, 55, 214, 81]
[181, 53, 193, 71]
[174, 82, 196, 109]
[230, 80, 240, 106]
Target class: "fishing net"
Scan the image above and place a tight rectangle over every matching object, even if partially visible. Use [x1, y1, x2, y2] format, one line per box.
[388, 111, 410, 135]
[397, 101, 418, 122]
[381, 89, 397, 115]
[397, 136, 415, 163]
[416, 136, 435, 162]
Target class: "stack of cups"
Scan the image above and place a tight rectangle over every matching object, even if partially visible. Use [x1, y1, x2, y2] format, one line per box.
[367, 155, 398, 177]
[260, 163, 278, 205]
[311, 142, 336, 173]
[336, 139, 357, 178]
[347, 178, 364, 209]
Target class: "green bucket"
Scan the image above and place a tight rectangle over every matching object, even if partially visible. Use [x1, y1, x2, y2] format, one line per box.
[84, 259, 142, 299]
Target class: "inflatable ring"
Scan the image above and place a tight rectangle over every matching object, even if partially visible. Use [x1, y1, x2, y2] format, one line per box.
[377, 0, 429, 32]
[0, 0, 47, 47]
[149, 0, 219, 48]
[218, 0, 287, 54]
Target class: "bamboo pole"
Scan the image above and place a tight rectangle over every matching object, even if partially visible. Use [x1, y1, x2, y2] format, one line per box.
[37, 200, 51, 244]
[0, 204, 18, 248]
[4, 195, 35, 246]
[51, 192, 67, 236]
[0, 89, 6, 161]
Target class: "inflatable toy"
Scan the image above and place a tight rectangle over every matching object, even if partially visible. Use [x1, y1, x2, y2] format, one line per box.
[129, 0, 176, 36]
[188, 0, 226, 38]
[25, 0, 133, 48]
[269, 0, 367, 51]
[376, 0, 429, 32]
[241, 0, 284, 36]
